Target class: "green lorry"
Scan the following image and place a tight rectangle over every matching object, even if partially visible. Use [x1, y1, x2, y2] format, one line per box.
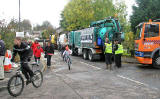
[68, 17, 124, 61]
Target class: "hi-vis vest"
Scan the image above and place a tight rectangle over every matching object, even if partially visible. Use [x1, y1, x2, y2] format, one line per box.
[51, 35, 55, 44]
[105, 43, 112, 53]
[115, 44, 123, 54]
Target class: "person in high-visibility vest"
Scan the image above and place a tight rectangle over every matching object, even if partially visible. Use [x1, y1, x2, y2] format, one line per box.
[114, 40, 123, 68]
[104, 38, 112, 70]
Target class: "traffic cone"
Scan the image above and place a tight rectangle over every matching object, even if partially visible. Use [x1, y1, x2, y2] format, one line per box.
[4, 51, 12, 72]
[8, 55, 12, 70]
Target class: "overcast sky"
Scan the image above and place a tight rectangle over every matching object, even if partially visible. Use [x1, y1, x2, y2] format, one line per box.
[0, 0, 135, 28]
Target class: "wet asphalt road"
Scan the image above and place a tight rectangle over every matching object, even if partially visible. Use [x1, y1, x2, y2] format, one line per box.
[71, 55, 160, 91]
[0, 51, 160, 99]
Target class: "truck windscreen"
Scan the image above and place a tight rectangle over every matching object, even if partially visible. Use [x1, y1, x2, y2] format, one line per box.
[144, 24, 159, 38]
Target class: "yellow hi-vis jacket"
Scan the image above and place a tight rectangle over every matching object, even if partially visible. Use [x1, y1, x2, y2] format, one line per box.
[115, 44, 123, 54]
[105, 43, 112, 54]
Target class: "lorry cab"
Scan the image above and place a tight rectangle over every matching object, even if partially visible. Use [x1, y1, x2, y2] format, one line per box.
[135, 19, 160, 67]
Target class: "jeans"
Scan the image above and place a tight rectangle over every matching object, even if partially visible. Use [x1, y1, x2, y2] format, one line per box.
[47, 55, 52, 66]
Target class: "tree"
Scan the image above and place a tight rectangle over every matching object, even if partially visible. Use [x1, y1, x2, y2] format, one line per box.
[8, 19, 32, 32]
[60, 0, 127, 31]
[0, 19, 16, 49]
[21, 19, 32, 32]
[33, 21, 55, 32]
[130, 0, 160, 33]
[33, 24, 42, 31]
[123, 24, 134, 49]
[7, 18, 19, 32]
[33, 21, 57, 39]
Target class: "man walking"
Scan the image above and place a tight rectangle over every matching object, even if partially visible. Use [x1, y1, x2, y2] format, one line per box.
[104, 38, 112, 70]
[114, 40, 123, 68]
[0, 38, 5, 80]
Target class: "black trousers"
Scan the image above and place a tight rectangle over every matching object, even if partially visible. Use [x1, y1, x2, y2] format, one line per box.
[115, 54, 122, 68]
[105, 53, 112, 65]
[21, 58, 34, 80]
[47, 55, 52, 66]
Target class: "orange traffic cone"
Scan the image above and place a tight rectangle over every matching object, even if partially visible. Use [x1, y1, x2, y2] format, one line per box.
[4, 51, 12, 72]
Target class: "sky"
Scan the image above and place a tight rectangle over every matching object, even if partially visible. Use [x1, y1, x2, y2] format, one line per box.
[0, 0, 135, 28]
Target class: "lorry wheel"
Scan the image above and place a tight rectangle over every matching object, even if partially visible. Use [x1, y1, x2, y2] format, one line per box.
[153, 54, 160, 68]
[83, 50, 88, 60]
[89, 50, 94, 61]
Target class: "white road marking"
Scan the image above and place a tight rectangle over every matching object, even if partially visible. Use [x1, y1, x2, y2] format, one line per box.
[117, 75, 159, 91]
[80, 61, 101, 70]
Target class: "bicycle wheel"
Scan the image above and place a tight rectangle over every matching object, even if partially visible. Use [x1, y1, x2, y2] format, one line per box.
[7, 75, 24, 97]
[32, 70, 43, 88]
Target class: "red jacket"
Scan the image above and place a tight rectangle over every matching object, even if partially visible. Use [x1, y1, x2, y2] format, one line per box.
[31, 42, 39, 55]
[34, 45, 44, 58]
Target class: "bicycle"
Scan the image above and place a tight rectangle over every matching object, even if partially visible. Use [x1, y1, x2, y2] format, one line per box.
[7, 62, 43, 97]
[61, 50, 66, 62]
[66, 55, 72, 70]
[63, 53, 72, 70]
[31, 61, 41, 72]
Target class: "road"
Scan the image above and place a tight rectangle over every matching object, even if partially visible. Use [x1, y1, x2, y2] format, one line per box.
[0, 51, 160, 99]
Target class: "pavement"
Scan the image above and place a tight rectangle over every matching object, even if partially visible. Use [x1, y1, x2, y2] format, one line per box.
[0, 55, 46, 92]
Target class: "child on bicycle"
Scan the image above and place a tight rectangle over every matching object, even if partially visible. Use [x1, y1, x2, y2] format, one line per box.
[63, 45, 72, 62]
[11, 37, 34, 85]
[34, 44, 44, 66]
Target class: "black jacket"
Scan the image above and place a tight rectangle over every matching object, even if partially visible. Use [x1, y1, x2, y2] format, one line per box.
[11, 42, 32, 61]
[45, 45, 54, 54]
[0, 40, 5, 56]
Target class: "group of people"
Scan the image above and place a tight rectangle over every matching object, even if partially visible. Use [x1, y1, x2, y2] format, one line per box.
[10, 37, 54, 85]
[0, 35, 123, 83]
[104, 38, 123, 70]
[25, 38, 54, 67]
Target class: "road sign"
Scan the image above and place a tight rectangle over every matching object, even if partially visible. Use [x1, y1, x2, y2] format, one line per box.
[16, 32, 24, 37]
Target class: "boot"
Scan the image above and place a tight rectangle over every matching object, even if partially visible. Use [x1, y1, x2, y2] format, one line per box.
[106, 64, 108, 69]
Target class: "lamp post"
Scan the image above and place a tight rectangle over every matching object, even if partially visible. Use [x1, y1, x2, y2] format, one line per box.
[18, 0, 21, 32]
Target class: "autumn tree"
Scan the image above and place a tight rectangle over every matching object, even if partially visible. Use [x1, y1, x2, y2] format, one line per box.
[60, 0, 127, 31]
